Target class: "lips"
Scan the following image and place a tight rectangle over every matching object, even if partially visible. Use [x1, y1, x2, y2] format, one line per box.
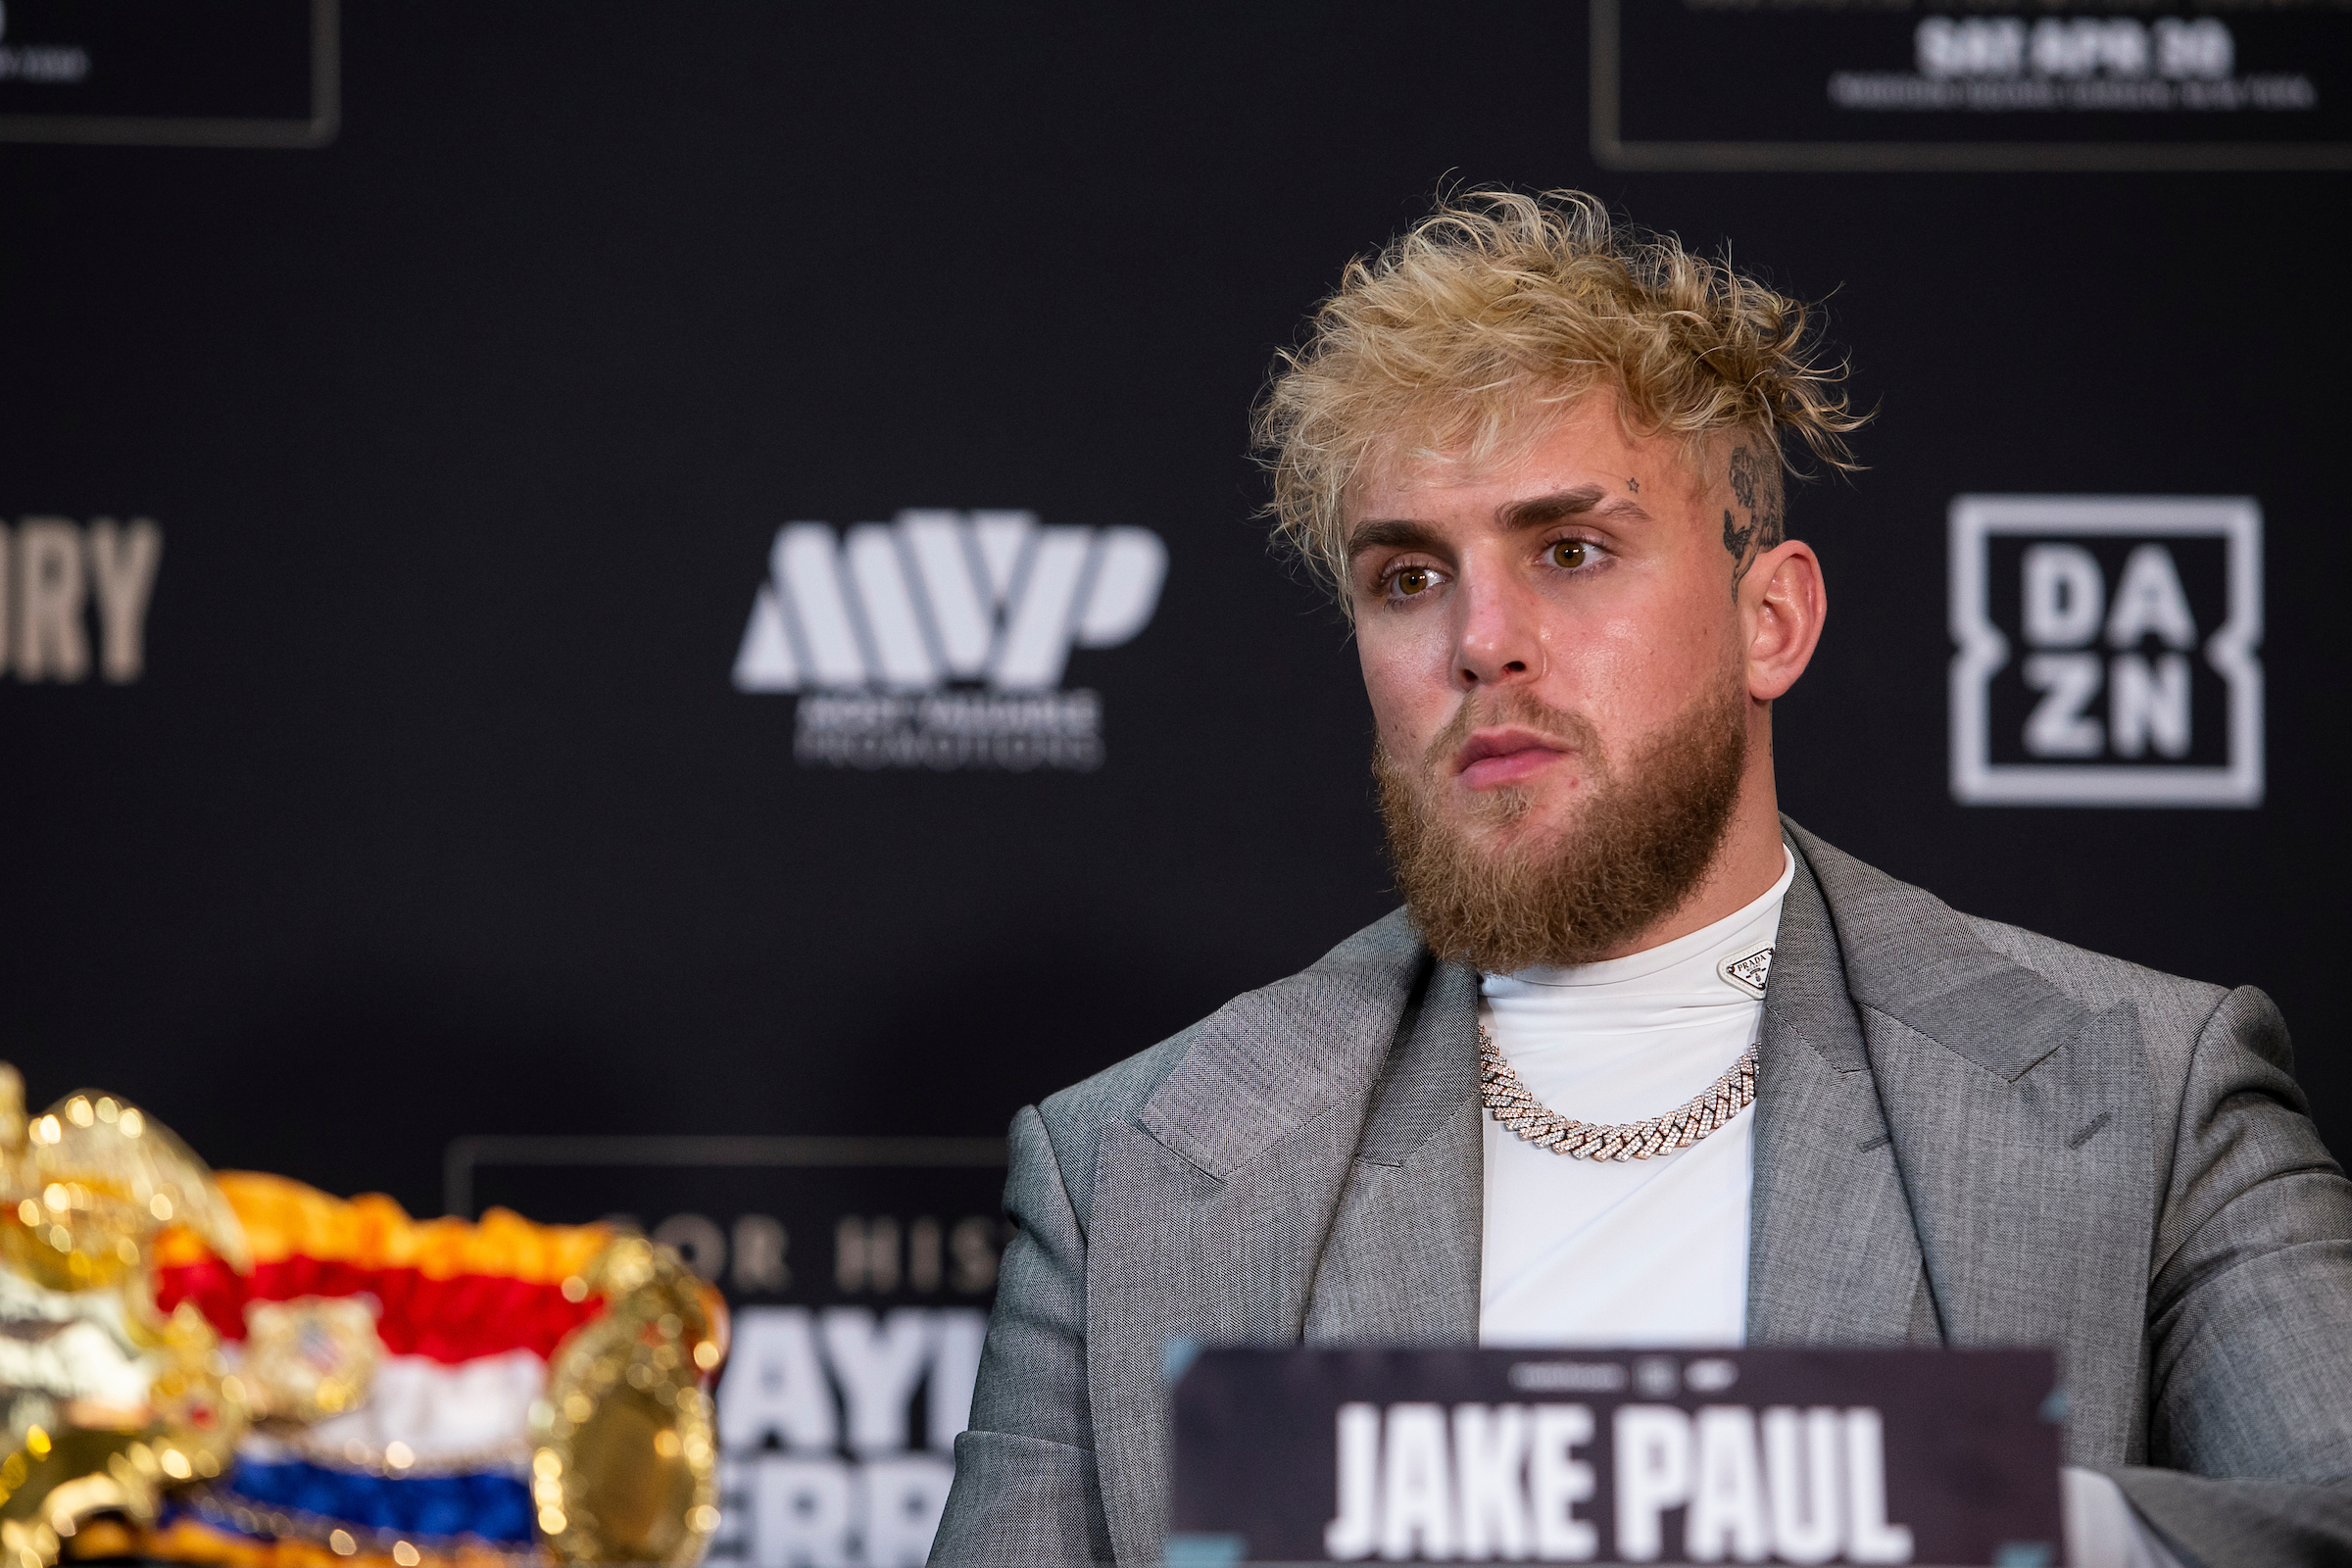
[1454, 726, 1573, 790]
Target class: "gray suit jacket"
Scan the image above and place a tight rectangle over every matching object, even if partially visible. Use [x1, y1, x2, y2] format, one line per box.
[930, 823, 2352, 1566]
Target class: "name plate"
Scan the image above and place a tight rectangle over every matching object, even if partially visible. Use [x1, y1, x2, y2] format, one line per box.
[1168, 1347, 2062, 1566]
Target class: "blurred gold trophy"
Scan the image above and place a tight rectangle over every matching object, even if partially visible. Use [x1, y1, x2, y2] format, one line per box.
[0, 1065, 252, 1568]
[531, 1236, 728, 1566]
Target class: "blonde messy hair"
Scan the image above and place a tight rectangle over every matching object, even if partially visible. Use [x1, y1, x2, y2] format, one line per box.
[1253, 189, 1868, 604]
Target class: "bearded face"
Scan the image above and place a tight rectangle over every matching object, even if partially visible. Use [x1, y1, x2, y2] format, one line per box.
[1375, 675, 1748, 973]
[1342, 398, 1811, 973]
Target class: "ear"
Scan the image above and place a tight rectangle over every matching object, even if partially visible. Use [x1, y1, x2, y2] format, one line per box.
[1742, 540, 1825, 702]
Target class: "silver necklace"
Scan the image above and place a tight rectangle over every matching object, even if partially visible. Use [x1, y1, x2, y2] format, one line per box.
[1477, 1026, 1757, 1161]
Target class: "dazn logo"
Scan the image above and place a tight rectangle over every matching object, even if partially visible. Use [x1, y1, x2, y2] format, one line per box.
[1949, 496, 2261, 808]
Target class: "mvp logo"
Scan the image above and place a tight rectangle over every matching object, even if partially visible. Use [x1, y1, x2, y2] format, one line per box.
[1949, 496, 2262, 807]
[731, 511, 1166, 771]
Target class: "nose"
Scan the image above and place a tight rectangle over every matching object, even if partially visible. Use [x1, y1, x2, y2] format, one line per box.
[1453, 571, 1544, 691]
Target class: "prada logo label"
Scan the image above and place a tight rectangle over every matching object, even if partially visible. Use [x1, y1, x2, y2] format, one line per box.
[1717, 944, 1774, 1000]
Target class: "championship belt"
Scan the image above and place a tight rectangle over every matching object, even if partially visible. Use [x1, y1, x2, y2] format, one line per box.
[0, 1066, 727, 1568]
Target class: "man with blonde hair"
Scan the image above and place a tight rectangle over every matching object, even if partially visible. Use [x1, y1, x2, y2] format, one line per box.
[930, 192, 2352, 1566]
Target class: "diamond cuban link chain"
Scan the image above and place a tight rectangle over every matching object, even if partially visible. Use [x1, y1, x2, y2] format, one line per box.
[1478, 1025, 1757, 1161]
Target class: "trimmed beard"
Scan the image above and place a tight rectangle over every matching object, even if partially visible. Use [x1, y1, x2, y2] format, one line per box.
[1374, 679, 1749, 973]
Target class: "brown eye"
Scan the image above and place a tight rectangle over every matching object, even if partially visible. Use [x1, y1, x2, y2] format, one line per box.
[1549, 540, 1590, 569]
[1394, 566, 1435, 597]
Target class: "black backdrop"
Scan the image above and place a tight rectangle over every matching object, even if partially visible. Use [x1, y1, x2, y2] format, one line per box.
[4, 2, 2348, 1209]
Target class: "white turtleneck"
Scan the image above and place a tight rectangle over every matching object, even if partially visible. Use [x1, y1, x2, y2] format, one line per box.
[1477, 847, 1794, 1348]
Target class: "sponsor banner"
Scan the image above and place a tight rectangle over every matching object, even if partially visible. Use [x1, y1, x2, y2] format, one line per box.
[1169, 1346, 2062, 1566]
[451, 1135, 1009, 1567]
[732, 510, 1167, 772]
[1593, 0, 2352, 171]
[1949, 496, 2261, 808]
[0, 515, 164, 684]
[0, 0, 334, 147]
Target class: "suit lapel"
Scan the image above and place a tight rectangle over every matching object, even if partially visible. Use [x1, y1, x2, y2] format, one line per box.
[1084, 911, 1438, 1565]
[1747, 846, 1938, 1345]
[1304, 958, 1485, 1345]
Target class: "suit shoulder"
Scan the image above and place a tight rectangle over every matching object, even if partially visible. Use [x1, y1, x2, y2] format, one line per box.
[1025, 906, 1424, 1223]
[1037, 1019, 1201, 1150]
[1787, 817, 2245, 1079]
[1036, 906, 1420, 1134]
[1957, 911, 2230, 1047]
